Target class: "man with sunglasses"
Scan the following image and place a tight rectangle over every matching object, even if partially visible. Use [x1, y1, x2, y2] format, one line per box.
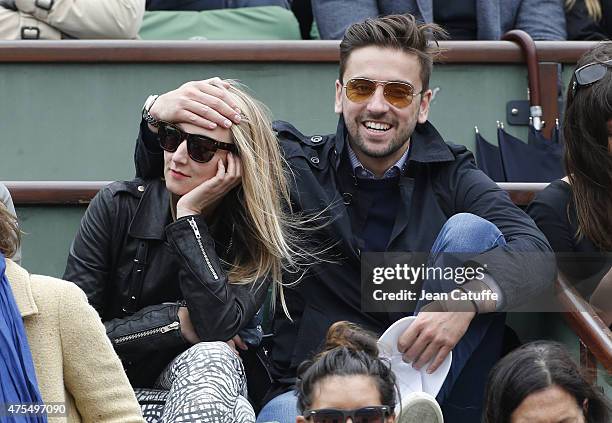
[135, 14, 555, 423]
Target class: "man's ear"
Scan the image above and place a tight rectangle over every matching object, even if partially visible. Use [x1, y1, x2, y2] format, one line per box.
[296, 416, 307, 423]
[417, 88, 433, 124]
[334, 80, 343, 114]
[582, 398, 589, 415]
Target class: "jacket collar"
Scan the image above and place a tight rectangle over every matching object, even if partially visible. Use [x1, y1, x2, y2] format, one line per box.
[333, 117, 455, 170]
[128, 179, 172, 240]
[5, 259, 38, 318]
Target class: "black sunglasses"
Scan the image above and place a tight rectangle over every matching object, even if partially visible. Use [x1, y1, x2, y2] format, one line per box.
[572, 59, 612, 95]
[303, 405, 392, 423]
[158, 122, 238, 163]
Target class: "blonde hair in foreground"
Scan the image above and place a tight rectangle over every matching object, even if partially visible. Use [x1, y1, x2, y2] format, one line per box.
[223, 81, 307, 317]
[0, 203, 20, 258]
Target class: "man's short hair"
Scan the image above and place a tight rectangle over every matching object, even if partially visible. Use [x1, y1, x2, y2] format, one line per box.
[339, 14, 446, 92]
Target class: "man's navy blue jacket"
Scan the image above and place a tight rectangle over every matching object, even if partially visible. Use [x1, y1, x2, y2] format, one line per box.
[134, 117, 555, 390]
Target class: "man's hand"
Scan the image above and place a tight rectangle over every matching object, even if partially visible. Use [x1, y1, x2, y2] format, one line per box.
[176, 152, 242, 218]
[178, 306, 201, 344]
[149, 78, 242, 131]
[398, 310, 475, 374]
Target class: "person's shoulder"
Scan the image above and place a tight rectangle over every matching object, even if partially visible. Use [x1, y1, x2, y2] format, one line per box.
[445, 141, 470, 157]
[0, 182, 9, 200]
[533, 179, 572, 206]
[100, 178, 161, 201]
[30, 274, 85, 299]
[526, 179, 572, 222]
[29, 274, 88, 314]
[273, 120, 334, 156]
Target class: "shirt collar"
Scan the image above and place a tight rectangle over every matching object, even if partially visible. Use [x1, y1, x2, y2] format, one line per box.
[346, 140, 410, 179]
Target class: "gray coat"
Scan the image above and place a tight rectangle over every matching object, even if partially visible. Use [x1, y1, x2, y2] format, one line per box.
[313, 0, 567, 40]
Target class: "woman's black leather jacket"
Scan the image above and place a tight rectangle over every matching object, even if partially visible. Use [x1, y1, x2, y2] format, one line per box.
[63, 178, 268, 386]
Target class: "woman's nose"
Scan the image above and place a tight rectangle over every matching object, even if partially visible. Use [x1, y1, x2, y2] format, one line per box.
[171, 140, 189, 163]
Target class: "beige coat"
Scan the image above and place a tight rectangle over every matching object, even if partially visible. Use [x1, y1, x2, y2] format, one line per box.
[5, 259, 144, 423]
[0, 0, 144, 39]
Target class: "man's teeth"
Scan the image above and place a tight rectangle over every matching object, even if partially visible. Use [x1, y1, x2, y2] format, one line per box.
[364, 121, 391, 131]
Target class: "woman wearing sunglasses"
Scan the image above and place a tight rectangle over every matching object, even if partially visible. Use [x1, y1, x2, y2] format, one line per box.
[527, 43, 612, 325]
[64, 82, 304, 422]
[295, 321, 443, 423]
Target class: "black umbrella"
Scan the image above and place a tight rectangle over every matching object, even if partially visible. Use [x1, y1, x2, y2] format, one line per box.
[498, 125, 565, 182]
[475, 126, 506, 182]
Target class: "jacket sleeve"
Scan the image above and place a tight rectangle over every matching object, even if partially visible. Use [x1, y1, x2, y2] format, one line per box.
[135, 120, 165, 179]
[440, 149, 556, 310]
[64, 185, 187, 359]
[514, 0, 567, 40]
[0, 7, 61, 39]
[165, 214, 270, 341]
[58, 281, 144, 423]
[14, 0, 145, 39]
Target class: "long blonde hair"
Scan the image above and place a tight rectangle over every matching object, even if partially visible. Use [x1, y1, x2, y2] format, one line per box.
[566, 0, 603, 21]
[221, 82, 311, 316]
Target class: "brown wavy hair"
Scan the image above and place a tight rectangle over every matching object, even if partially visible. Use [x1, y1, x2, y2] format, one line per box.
[0, 203, 20, 258]
[563, 42, 612, 250]
[339, 14, 447, 89]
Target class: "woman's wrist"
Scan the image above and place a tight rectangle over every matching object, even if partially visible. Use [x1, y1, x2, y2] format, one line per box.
[176, 206, 201, 219]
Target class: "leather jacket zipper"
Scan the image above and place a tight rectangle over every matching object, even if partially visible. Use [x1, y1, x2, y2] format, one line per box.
[188, 217, 219, 280]
[113, 321, 180, 345]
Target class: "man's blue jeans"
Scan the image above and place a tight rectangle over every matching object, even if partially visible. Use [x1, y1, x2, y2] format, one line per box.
[256, 213, 507, 423]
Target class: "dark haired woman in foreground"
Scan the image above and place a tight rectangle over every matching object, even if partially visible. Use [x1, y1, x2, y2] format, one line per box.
[527, 42, 612, 325]
[483, 341, 610, 423]
[294, 321, 443, 423]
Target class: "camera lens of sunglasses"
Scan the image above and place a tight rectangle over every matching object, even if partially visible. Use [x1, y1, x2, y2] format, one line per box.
[159, 124, 183, 152]
[576, 64, 608, 86]
[354, 407, 386, 423]
[345, 78, 415, 108]
[187, 139, 216, 163]
[310, 407, 386, 423]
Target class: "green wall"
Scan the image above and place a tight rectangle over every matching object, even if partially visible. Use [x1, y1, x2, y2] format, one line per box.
[2, 61, 573, 182]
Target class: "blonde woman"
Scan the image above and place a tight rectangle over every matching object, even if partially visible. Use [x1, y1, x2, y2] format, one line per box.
[0, 203, 143, 422]
[64, 81, 303, 422]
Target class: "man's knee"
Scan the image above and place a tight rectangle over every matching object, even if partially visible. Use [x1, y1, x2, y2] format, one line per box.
[434, 213, 505, 254]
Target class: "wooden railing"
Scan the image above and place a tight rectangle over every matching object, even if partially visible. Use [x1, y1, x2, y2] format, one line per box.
[0, 40, 599, 63]
[4, 180, 611, 377]
[3, 181, 549, 206]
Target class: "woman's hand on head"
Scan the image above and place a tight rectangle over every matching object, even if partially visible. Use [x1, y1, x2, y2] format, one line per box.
[148, 78, 243, 132]
[176, 152, 242, 218]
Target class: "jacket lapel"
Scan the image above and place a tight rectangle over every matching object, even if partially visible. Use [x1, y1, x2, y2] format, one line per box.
[5, 259, 38, 318]
[128, 180, 171, 240]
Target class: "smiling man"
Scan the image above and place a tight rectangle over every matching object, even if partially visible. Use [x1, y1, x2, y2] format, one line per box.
[134, 14, 555, 423]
